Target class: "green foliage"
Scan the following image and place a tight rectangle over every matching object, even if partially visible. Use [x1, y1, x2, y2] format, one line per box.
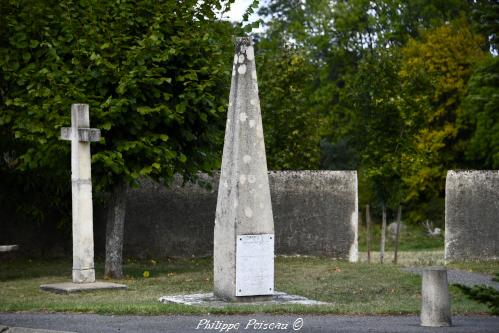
[257, 41, 322, 169]
[338, 47, 405, 207]
[258, 0, 481, 216]
[470, 0, 499, 52]
[398, 19, 487, 221]
[1, 0, 495, 234]
[0, 0, 238, 237]
[462, 56, 499, 168]
[240, 0, 263, 34]
[0, 0, 234, 193]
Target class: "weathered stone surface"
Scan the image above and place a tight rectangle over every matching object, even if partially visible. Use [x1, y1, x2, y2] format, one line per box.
[40, 282, 127, 294]
[420, 267, 452, 327]
[269, 171, 358, 261]
[213, 37, 274, 301]
[92, 171, 358, 260]
[60, 104, 98, 283]
[113, 175, 217, 258]
[60, 128, 100, 142]
[445, 170, 499, 261]
[2, 171, 359, 259]
[158, 292, 328, 307]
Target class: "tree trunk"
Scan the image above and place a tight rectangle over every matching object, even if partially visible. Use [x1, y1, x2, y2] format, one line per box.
[366, 204, 371, 264]
[380, 204, 386, 264]
[393, 205, 402, 264]
[105, 182, 127, 279]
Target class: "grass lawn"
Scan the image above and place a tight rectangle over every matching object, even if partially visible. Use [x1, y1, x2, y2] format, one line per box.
[0, 255, 494, 315]
[358, 221, 444, 252]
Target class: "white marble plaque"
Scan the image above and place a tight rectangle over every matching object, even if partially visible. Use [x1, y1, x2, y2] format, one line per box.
[235, 234, 274, 296]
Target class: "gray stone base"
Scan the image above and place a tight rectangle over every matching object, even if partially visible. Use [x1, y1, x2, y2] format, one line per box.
[72, 268, 95, 284]
[158, 292, 327, 307]
[40, 281, 127, 294]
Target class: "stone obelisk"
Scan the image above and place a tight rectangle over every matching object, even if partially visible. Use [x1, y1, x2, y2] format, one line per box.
[214, 37, 275, 301]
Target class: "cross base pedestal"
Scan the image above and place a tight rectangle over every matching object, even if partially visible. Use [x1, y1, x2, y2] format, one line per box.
[40, 281, 127, 294]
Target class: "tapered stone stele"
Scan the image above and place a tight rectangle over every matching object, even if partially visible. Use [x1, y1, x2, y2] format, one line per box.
[214, 37, 275, 301]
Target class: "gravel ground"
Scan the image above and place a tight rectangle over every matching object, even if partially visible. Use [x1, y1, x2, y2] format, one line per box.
[403, 267, 499, 290]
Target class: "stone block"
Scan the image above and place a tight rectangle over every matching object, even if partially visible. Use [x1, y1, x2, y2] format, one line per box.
[445, 170, 499, 261]
[95, 171, 358, 260]
[269, 171, 358, 261]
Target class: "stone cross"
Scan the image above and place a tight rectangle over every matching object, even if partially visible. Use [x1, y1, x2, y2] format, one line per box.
[214, 37, 275, 301]
[60, 104, 100, 283]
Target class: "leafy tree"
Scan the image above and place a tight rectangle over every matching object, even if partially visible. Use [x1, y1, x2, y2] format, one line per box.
[0, 0, 234, 277]
[325, 1, 471, 210]
[332, 47, 405, 208]
[470, 0, 499, 53]
[256, 40, 322, 169]
[462, 56, 499, 168]
[257, 0, 477, 217]
[398, 18, 487, 221]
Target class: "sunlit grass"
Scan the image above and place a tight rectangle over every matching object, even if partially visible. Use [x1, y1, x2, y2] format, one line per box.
[0, 256, 492, 315]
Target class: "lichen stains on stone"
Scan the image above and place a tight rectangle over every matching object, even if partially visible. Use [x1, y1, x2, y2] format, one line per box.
[238, 64, 247, 75]
[243, 155, 252, 164]
[235, 36, 252, 53]
[239, 112, 248, 122]
[244, 206, 253, 218]
[249, 119, 256, 128]
[239, 174, 247, 185]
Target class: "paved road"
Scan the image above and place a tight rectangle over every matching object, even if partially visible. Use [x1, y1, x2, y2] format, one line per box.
[1, 313, 498, 333]
[404, 268, 499, 290]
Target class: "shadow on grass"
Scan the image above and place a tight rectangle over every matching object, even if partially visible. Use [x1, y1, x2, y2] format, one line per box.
[0, 257, 213, 282]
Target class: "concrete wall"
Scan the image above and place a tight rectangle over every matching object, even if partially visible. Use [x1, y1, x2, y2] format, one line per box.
[445, 170, 499, 261]
[101, 171, 358, 260]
